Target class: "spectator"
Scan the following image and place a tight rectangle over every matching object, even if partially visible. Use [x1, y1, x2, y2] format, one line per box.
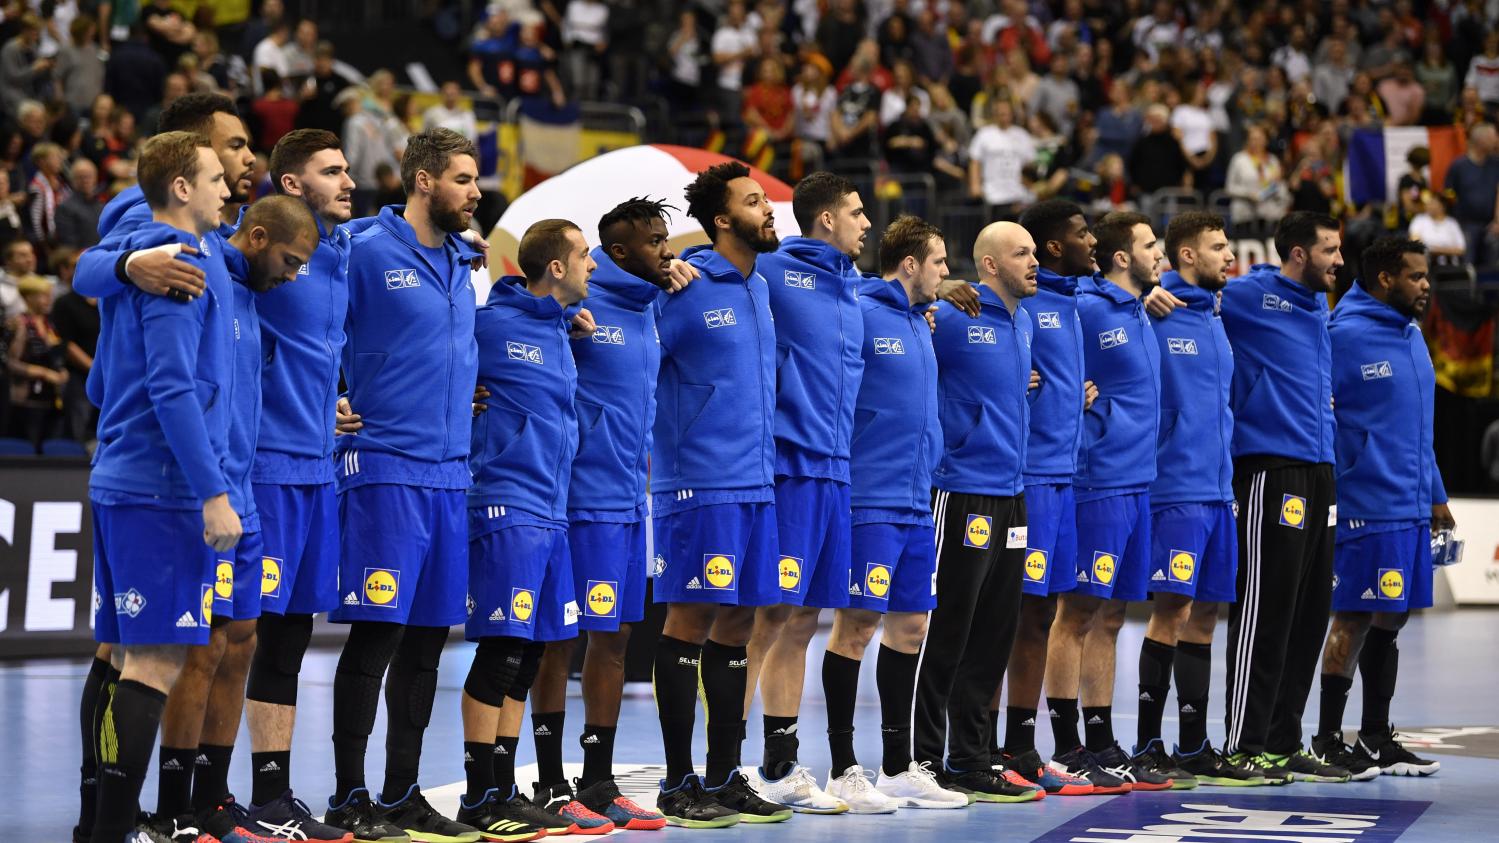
[250, 18, 291, 96]
[1408, 192, 1467, 258]
[48, 248, 97, 444]
[53, 159, 103, 249]
[1171, 82, 1218, 177]
[1417, 38, 1457, 122]
[1444, 123, 1499, 266]
[742, 57, 794, 173]
[908, 9, 951, 85]
[1032, 53, 1081, 139]
[836, 39, 892, 93]
[1128, 104, 1190, 195]
[792, 53, 836, 155]
[250, 69, 300, 150]
[879, 59, 929, 127]
[816, 0, 863, 77]
[1395, 146, 1430, 232]
[1466, 30, 1499, 110]
[948, 45, 982, 116]
[296, 41, 349, 133]
[504, 19, 567, 108]
[25, 143, 70, 250]
[1362, 26, 1412, 80]
[1224, 124, 1289, 236]
[883, 93, 937, 177]
[0, 171, 20, 248]
[711, 0, 758, 127]
[239, 0, 286, 63]
[1377, 61, 1426, 126]
[1313, 38, 1356, 115]
[1288, 133, 1341, 216]
[927, 84, 969, 192]
[194, 30, 247, 96]
[141, 71, 190, 136]
[282, 19, 319, 84]
[561, 0, 608, 101]
[1094, 81, 1142, 164]
[1271, 24, 1313, 84]
[666, 9, 706, 109]
[340, 87, 395, 216]
[1005, 49, 1040, 111]
[105, 24, 168, 123]
[469, 7, 520, 101]
[373, 161, 405, 209]
[54, 16, 106, 116]
[1, 15, 52, 121]
[424, 81, 478, 142]
[1132, 0, 1182, 63]
[140, 0, 196, 66]
[1455, 85, 1490, 133]
[605, 0, 649, 101]
[7, 273, 66, 448]
[970, 62, 1017, 130]
[826, 55, 880, 165]
[985, 0, 1050, 69]
[968, 98, 1036, 215]
[876, 1, 913, 69]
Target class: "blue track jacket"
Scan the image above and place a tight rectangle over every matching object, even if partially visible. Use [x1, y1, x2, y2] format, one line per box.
[1075, 274, 1160, 494]
[221, 239, 262, 530]
[1150, 271, 1233, 505]
[1025, 267, 1086, 484]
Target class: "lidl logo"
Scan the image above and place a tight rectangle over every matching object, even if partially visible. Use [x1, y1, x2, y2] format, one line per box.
[214, 561, 234, 599]
[865, 564, 891, 598]
[1262, 293, 1292, 312]
[1037, 312, 1061, 329]
[506, 341, 544, 364]
[784, 270, 816, 290]
[1092, 552, 1117, 585]
[586, 580, 618, 617]
[363, 567, 399, 607]
[1024, 549, 1048, 582]
[873, 337, 905, 355]
[592, 325, 625, 345]
[703, 308, 737, 328]
[384, 268, 420, 289]
[261, 557, 282, 597]
[779, 556, 803, 592]
[1379, 568, 1405, 599]
[964, 514, 992, 548]
[1170, 550, 1196, 583]
[511, 588, 535, 622]
[1099, 327, 1129, 349]
[704, 554, 736, 590]
[1361, 361, 1394, 381]
[967, 326, 996, 344]
[1280, 495, 1306, 529]
[1166, 337, 1199, 355]
[200, 584, 214, 625]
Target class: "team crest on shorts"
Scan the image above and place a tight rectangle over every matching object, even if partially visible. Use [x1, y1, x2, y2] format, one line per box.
[1169, 550, 1197, 583]
[510, 588, 536, 622]
[703, 554, 736, 590]
[362, 568, 400, 607]
[1024, 549, 1048, 582]
[1280, 494, 1307, 529]
[964, 514, 992, 548]
[1092, 552, 1117, 586]
[864, 563, 892, 599]
[261, 557, 282, 597]
[214, 560, 234, 599]
[1378, 568, 1405, 599]
[779, 556, 803, 592]
[586, 580, 618, 618]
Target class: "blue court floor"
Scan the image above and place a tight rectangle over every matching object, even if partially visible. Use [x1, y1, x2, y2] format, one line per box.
[10, 610, 1499, 842]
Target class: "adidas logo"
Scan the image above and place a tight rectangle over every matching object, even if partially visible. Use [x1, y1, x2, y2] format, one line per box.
[1076, 571, 1089, 582]
[582, 735, 600, 745]
[1362, 588, 1376, 600]
[534, 725, 552, 736]
[175, 612, 198, 628]
[1139, 691, 1154, 701]
[195, 754, 209, 766]
[1181, 704, 1196, 714]
[1021, 717, 1035, 726]
[464, 751, 474, 761]
[849, 583, 862, 595]
[1049, 710, 1061, 719]
[161, 758, 184, 771]
[344, 592, 359, 605]
[258, 760, 281, 773]
[1087, 715, 1104, 725]
[686, 577, 702, 590]
[489, 606, 506, 621]
[772, 724, 799, 736]
[1151, 570, 1166, 582]
[494, 744, 509, 755]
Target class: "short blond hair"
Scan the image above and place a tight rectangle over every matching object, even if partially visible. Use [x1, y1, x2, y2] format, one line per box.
[138, 131, 212, 209]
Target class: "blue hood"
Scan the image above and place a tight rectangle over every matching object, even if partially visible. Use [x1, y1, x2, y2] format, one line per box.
[1024, 267, 1086, 482]
[1149, 271, 1234, 504]
[1074, 273, 1161, 491]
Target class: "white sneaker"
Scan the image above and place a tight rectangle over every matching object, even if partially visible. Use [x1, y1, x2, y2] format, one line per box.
[745, 765, 849, 814]
[876, 761, 970, 809]
[824, 765, 899, 814]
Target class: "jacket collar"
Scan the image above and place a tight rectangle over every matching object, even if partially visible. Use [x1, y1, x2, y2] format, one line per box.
[221, 236, 251, 288]
[1037, 266, 1080, 295]
[375, 205, 483, 265]
[1082, 272, 1142, 305]
[1333, 280, 1415, 330]
[681, 244, 751, 284]
[1160, 270, 1216, 311]
[586, 247, 665, 309]
[487, 274, 569, 318]
[866, 275, 929, 315]
[1250, 263, 1324, 309]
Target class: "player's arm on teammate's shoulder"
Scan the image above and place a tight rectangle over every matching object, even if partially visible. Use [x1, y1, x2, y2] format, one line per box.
[569, 307, 597, 339]
[925, 305, 937, 333]
[76, 240, 206, 301]
[936, 279, 981, 317]
[1143, 284, 1185, 318]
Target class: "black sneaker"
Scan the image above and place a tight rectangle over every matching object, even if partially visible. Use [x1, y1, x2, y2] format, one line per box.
[246, 790, 355, 842]
[492, 786, 572, 836]
[1131, 739, 1197, 790]
[1096, 742, 1174, 791]
[379, 786, 481, 842]
[1312, 732, 1380, 781]
[1355, 729, 1441, 777]
[1226, 752, 1292, 785]
[934, 768, 980, 804]
[139, 814, 199, 843]
[1002, 749, 1096, 795]
[124, 821, 175, 843]
[1049, 745, 1130, 794]
[942, 766, 1044, 803]
[704, 771, 794, 822]
[453, 789, 544, 842]
[323, 788, 410, 843]
[574, 777, 668, 830]
[1277, 749, 1352, 783]
[1174, 741, 1266, 786]
[656, 774, 741, 828]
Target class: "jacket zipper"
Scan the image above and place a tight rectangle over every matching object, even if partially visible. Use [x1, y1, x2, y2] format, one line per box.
[912, 306, 930, 508]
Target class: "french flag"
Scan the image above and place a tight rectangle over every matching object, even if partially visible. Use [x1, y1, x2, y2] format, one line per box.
[1344, 126, 1466, 206]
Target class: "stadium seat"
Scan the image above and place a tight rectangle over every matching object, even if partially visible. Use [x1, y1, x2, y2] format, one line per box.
[40, 439, 87, 457]
[0, 437, 36, 455]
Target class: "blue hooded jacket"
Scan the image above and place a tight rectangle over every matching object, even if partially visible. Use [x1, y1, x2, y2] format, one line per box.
[1150, 271, 1234, 505]
[253, 215, 351, 485]
[567, 247, 661, 521]
[221, 238, 262, 531]
[930, 283, 1032, 497]
[850, 277, 941, 517]
[756, 236, 865, 482]
[1220, 264, 1335, 465]
[1025, 267, 1086, 483]
[335, 206, 483, 491]
[1329, 282, 1447, 520]
[90, 222, 234, 505]
[652, 245, 776, 504]
[1074, 274, 1161, 494]
[468, 277, 579, 523]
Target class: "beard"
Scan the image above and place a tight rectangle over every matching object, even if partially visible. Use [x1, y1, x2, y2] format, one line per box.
[730, 213, 779, 253]
[1199, 265, 1230, 291]
[429, 198, 472, 234]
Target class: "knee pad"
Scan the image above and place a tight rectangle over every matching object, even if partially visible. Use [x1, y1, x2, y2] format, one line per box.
[463, 637, 525, 707]
[336, 621, 402, 679]
[506, 640, 547, 702]
[388, 626, 449, 730]
[246, 614, 314, 706]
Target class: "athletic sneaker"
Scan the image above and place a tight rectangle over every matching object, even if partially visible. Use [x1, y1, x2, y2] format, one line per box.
[1131, 740, 1197, 790]
[1279, 749, 1352, 783]
[825, 765, 899, 813]
[656, 774, 740, 829]
[868, 762, 964, 809]
[1174, 742, 1266, 786]
[1355, 729, 1441, 777]
[1311, 732, 1380, 781]
[379, 785, 481, 843]
[943, 766, 1044, 803]
[1225, 752, 1291, 785]
[488, 788, 571, 836]
[201, 796, 290, 843]
[453, 788, 544, 842]
[1049, 746, 1130, 795]
[139, 814, 201, 843]
[125, 822, 174, 843]
[705, 771, 794, 823]
[1096, 743, 1173, 791]
[533, 781, 617, 834]
[933, 768, 978, 804]
[574, 777, 668, 830]
[1002, 750, 1094, 796]
[324, 788, 411, 843]
[745, 765, 848, 814]
[247, 791, 355, 842]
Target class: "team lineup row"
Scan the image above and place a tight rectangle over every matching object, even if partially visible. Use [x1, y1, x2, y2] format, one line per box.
[70, 91, 1449, 843]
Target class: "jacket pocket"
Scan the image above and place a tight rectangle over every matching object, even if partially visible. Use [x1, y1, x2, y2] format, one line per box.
[1083, 396, 1113, 445]
[1335, 424, 1370, 480]
[194, 378, 219, 412]
[1157, 408, 1180, 449]
[940, 396, 983, 453]
[575, 398, 606, 462]
[676, 382, 716, 439]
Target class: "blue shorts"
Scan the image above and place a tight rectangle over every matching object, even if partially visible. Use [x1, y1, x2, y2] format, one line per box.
[1072, 491, 1152, 602]
[1021, 482, 1078, 596]
[466, 507, 578, 642]
[1148, 502, 1239, 602]
[254, 482, 340, 615]
[212, 531, 264, 622]
[330, 484, 468, 627]
[91, 503, 214, 646]
[1332, 520, 1433, 613]
[774, 477, 851, 608]
[653, 500, 779, 606]
[569, 520, 648, 632]
[846, 520, 937, 613]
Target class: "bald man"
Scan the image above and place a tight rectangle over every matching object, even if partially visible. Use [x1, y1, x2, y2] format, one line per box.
[912, 221, 1044, 803]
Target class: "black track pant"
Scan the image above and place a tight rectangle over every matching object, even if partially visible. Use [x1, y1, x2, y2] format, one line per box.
[914, 489, 1026, 772]
[1224, 460, 1335, 757]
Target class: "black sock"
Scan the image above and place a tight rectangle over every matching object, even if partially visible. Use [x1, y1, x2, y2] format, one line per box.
[1047, 697, 1081, 754]
[492, 736, 519, 792]
[332, 622, 400, 805]
[251, 750, 291, 806]
[653, 636, 701, 786]
[192, 744, 233, 813]
[92, 680, 167, 843]
[1136, 637, 1175, 750]
[579, 724, 617, 788]
[762, 715, 799, 779]
[1318, 673, 1354, 737]
[381, 626, 448, 805]
[823, 651, 861, 778]
[1174, 641, 1211, 752]
[1004, 707, 1038, 755]
[1083, 706, 1114, 753]
[464, 741, 495, 800]
[533, 711, 566, 788]
[987, 708, 1001, 758]
[736, 719, 747, 768]
[877, 645, 917, 776]
[700, 640, 748, 787]
[76, 657, 111, 837]
[156, 746, 197, 818]
[1359, 627, 1400, 736]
